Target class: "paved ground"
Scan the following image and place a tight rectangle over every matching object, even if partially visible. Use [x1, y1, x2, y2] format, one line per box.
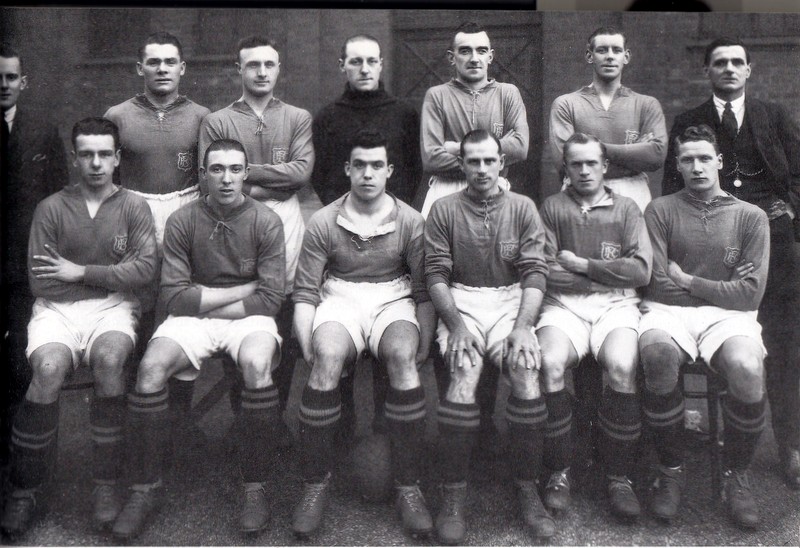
[3, 190, 799, 545]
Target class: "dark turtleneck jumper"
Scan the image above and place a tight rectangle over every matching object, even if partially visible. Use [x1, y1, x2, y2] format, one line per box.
[311, 82, 421, 206]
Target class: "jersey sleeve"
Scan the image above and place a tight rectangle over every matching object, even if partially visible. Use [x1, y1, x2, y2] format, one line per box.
[402, 212, 430, 304]
[292, 213, 331, 307]
[499, 84, 529, 166]
[514, 200, 548, 292]
[548, 95, 575, 167]
[420, 88, 460, 174]
[83, 197, 159, 291]
[603, 96, 668, 173]
[27, 200, 79, 300]
[424, 201, 454, 288]
[247, 109, 315, 194]
[242, 213, 285, 316]
[160, 211, 202, 316]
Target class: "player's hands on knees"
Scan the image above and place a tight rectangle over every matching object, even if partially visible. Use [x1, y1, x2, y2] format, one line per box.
[502, 328, 541, 371]
[32, 244, 85, 282]
[733, 261, 755, 279]
[446, 327, 481, 373]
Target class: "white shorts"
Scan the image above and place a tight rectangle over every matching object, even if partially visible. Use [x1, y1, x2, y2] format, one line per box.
[257, 194, 305, 293]
[152, 315, 282, 381]
[26, 293, 140, 369]
[130, 186, 200, 253]
[436, 283, 522, 368]
[313, 275, 419, 358]
[420, 175, 511, 220]
[536, 290, 641, 360]
[638, 300, 766, 364]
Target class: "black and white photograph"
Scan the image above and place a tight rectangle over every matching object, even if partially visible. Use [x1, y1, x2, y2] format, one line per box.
[1, 2, 799, 545]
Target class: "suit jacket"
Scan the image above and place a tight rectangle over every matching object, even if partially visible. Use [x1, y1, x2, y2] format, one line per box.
[662, 96, 800, 216]
[1, 108, 68, 289]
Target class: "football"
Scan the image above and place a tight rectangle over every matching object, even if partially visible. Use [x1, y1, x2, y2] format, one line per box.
[349, 433, 394, 502]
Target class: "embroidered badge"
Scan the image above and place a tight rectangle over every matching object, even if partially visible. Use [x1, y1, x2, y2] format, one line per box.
[177, 151, 194, 172]
[600, 241, 621, 260]
[624, 130, 640, 145]
[499, 241, 519, 261]
[272, 147, 288, 164]
[492, 123, 504, 138]
[113, 235, 128, 255]
[241, 258, 256, 277]
[723, 247, 741, 268]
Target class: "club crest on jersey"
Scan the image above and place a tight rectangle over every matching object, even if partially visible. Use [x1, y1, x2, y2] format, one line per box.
[113, 236, 128, 255]
[499, 241, 519, 261]
[177, 151, 194, 172]
[600, 241, 621, 260]
[624, 130, 640, 145]
[723, 247, 741, 268]
[492, 123, 504, 138]
[240, 258, 256, 277]
[272, 147, 288, 164]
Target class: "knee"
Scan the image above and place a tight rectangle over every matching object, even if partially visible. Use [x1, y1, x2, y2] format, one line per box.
[381, 342, 416, 370]
[641, 343, 681, 395]
[91, 346, 128, 378]
[507, 366, 541, 400]
[30, 355, 71, 393]
[724, 355, 764, 403]
[136, 354, 171, 393]
[240, 358, 274, 390]
[605, 357, 638, 393]
[540, 352, 567, 391]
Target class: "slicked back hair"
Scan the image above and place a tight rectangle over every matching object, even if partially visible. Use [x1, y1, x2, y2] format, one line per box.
[675, 124, 720, 155]
[703, 36, 750, 66]
[236, 35, 280, 63]
[451, 21, 489, 51]
[0, 42, 22, 71]
[340, 34, 381, 61]
[203, 138, 248, 168]
[72, 117, 120, 150]
[563, 132, 608, 163]
[587, 26, 627, 50]
[460, 128, 502, 157]
[139, 32, 183, 61]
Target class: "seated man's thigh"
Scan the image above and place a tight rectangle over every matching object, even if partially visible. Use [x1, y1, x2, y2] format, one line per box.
[711, 335, 765, 403]
[377, 320, 420, 389]
[230, 316, 282, 389]
[146, 316, 219, 384]
[137, 337, 194, 392]
[26, 299, 84, 371]
[309, 321, 358, 390]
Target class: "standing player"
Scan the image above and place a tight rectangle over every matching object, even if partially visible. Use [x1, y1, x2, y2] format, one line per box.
[199, 35, 313, 422]
[112, 139, 285, 539]
[311, 34, 422, 441]
[640, 125, 769, 528]
[537, 133, 652, 521]
[291, 130, 434, 539]
[1, 43, 68, 469]
[420, 21, 528, 452]
[426, 129, 552, 544]
[549, 27, 667, 212]
[104, 31, 210, 461]
[662, 37, 800, 490]
[0, 118, 158, 536]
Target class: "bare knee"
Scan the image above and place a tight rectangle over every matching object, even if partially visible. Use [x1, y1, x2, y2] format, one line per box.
[28, 348, 72, 402]
[136, 353, 172, 394]
[722, 355, 764, 403]
[540, 352, 567, 393]
[445, 360, 483, 404]
[507, 366, 541, 400]
[604, 357, 638, 394]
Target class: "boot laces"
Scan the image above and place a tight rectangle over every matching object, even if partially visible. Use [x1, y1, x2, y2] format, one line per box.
[398, 485, 425, 512]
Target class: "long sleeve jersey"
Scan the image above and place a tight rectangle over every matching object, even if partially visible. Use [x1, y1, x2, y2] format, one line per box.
[160, 195, 285, 317]
[104, 94, 210, 195]
[311, 83, 421, 205]
[28, 185, 158, 302]
[540, 187, 652, 293]
[425, 189, 547, 292]
[421, 79, 529, 180]
[198, 98, 314, 200]
[643, 190, 769, 311]
[549, 86, 667, 179]
[293, 194, 428, 307]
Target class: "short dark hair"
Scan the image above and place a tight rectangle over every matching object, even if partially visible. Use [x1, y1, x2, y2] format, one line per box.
[675, 124, 720, 155]
[451, 21, 488, 51]
[703, 36, 750, 66]
[348, 129, 388, 157]
[0, 42, 23, 72]
[460, 129, 502, 157]
[139, 32, 183, 61]
[563, 133, 608, 163]
[339, 34, 381, 61]
[236, 35, 280, 63]
[71, 117, 120, 150]
[587, 26, 626, 50]
[203, 139, 248, 168]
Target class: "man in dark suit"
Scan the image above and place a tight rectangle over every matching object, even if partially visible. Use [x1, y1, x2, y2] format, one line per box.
[662, 37, 800, 491]
[0, 43, 68, 468]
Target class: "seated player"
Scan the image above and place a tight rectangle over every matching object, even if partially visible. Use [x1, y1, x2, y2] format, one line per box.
[291, 130, 435, 539]
[0, 118, 158, 537]
[111, 139, 286, 539]
[639, 125, 770, 529]
[537, 133, 652, 521]
[425, 129, 552, 544]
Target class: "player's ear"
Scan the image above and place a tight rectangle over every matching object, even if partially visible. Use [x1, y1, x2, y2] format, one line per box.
[602, 158, 609, 173]
[179, 60, 186, 76]
[585, 47, 594, 64]
[447, 49, 455, 66]
[19, 74, 27, 91]
[487, 48, 494, 65]
[243, 165, 250, 180]
[344, 161, 351, 177]
[235, 62, 242, 75]
[386, 163, 394, 178]
[623, 48, 631, 65]
[716, 153, 723, 170]
[338, 58, 346, 72]
[136, 62, 144, 76]
[498, 153, 505, 171]
[113, 148, 121, 168]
